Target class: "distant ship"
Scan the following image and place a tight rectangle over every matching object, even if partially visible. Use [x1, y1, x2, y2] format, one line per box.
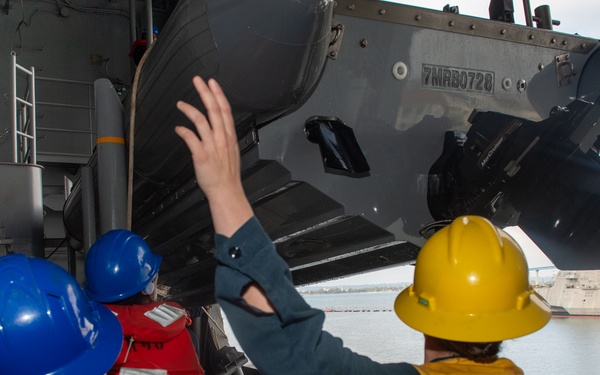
[534, 270, 600, 317]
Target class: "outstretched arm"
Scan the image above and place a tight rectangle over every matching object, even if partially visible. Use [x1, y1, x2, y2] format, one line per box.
[175, 76, 273, 313]
[175, 76, 411, 375]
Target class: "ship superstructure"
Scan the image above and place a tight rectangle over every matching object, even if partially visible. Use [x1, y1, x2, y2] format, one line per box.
[535, 270, 600, 316]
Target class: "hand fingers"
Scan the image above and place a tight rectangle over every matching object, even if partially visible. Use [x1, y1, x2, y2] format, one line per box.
[174, 125, 200, 153]
[176, 99, 212, 146]
[176, 76, 238, 158]
[207, 79, 235, 139]
[192, 77, 227, 140]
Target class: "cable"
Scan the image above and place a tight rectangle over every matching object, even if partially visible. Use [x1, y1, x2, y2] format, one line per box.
[44, 237, 68, 260]
[11, 0, 41, 55]
[60, 0, 129, 17]
[127, 41, 154, 230]
[418, 219, 453, 239]
[103, 57, 125, 85]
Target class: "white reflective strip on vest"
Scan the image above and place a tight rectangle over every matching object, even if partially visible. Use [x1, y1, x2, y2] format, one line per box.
[119, 368, 167, 375]
[143, 303, 185, 327]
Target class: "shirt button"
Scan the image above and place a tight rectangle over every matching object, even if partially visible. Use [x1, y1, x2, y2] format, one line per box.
[228, 246, 242, 259]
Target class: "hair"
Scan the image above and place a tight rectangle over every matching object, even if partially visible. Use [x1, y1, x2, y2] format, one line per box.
[438, 339, 502, 363]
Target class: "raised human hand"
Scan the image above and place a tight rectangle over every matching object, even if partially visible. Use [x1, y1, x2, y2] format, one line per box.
[175, 76, 253, 236]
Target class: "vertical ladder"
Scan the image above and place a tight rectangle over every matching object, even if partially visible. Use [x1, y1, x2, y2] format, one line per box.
[10, 51, 37, 164]
[0, 227, 13, 256]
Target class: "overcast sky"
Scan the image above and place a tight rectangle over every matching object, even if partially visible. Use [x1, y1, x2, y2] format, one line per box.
[313, 0, 595, 287]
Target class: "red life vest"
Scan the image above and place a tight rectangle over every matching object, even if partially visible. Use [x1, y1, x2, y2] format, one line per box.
[106, 301, 204, 375]
[128, 39, 147, 56]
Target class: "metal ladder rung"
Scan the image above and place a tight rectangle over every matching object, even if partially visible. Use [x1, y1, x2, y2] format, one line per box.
[11, 52, 37, 165]
[16, 97, 33, 107]
[16, 131, 34, 140]
[15, 64, 33, 76]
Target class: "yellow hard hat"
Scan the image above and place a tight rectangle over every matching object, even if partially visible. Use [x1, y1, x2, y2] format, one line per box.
[395, 216, 551, 342]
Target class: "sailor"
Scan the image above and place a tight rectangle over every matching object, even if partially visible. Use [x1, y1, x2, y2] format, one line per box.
[84, 229, 205, 375]
[129, 25, 159, 66]
[174, 76, 552, 375]
[0, 253, 123, 375]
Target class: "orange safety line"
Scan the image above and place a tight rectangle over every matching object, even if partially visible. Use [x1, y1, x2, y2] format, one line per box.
[96, 136, 126, 145]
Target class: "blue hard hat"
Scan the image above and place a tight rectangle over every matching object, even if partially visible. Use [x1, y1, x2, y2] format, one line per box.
[84, 229, 162, 303]
[0, 254, 123, 375]
[153, 25, 159, 36]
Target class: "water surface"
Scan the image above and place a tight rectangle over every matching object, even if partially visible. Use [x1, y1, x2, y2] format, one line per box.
[224, 292, 600, 374]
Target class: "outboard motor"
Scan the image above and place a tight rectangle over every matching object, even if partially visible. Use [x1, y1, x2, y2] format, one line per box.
[428, 96, 600, 269]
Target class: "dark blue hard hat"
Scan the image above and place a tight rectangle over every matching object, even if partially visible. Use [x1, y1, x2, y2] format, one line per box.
[84, 229, 162, 303]
[0, 254, 123, 375]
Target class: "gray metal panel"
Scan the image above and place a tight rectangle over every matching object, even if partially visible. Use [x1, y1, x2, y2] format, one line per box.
[334, 0, 597, 54]
[35, 77, 96, 164]
[0, 1, 131, 164]
[0, 163, 44, 258]
[290, 240, 420, 286]
[276, 214, 395, 268]
[258, 1, 600, 250]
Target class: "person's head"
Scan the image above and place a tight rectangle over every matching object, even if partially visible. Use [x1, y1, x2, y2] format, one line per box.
[0, 253, 123, 374]
[140, 26, 159, 41]
[84, 229, 162, 304]
[394, 216, 551, 359]
[423, 335, 502, 363]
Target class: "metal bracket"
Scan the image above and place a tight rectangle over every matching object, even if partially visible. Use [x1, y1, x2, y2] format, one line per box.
[556, 53, 576, 87]
[328, 19, 345, 60]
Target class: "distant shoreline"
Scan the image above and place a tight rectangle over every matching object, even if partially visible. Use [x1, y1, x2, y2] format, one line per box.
[298, 284, 409, 295]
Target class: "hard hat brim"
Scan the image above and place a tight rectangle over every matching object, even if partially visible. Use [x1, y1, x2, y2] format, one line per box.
[394, 285, 551, 342]
[60, 301, 123, 374]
